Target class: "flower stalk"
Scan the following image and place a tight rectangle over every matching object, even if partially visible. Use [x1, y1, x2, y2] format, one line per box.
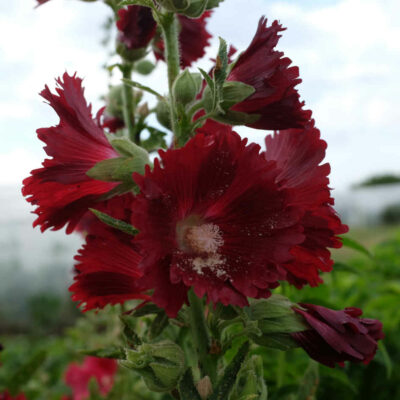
[121, 63, 137, 143]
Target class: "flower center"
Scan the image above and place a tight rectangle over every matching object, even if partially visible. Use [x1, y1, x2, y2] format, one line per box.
[176, 216, 227, 278]
[185, 223, 224, 254]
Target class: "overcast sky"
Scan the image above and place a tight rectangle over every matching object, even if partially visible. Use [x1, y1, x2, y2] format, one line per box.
[0, 0, 399, 191]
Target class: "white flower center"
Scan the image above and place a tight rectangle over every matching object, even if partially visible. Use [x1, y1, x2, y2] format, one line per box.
[185, 223, 224, 254]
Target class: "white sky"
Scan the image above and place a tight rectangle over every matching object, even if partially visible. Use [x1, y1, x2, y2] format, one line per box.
[0, 0, 399, 191]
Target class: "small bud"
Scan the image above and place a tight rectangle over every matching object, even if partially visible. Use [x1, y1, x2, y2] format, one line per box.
[158, 0, 190, 12]
[196, 376, 213, 399]
[173, 69, 202, 106]
[138, 102, 150, 118]
[135, 59, 156, 75]
[156, 99, 172, 130]
[122, 341, 185, 392]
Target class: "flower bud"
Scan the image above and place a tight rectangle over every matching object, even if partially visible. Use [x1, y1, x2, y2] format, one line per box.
[135, 59, 156, 75]
[173, 69, 202, 106]
[158, 0, 190, 12]
[156, 99, 172, 130]
[122, 341, 185, 392]
[116, 41, 147, 62]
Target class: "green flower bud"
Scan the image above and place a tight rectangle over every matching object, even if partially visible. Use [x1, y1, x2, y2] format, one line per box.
[105, 85, 124, 120]
[231, 355, 267, 400]
[122, 341, 185, 392]
[173, 69, 202, 106]
[156, 99, 172, 130]
[116, 41, 147, 62]
[158, 0, 190, 12]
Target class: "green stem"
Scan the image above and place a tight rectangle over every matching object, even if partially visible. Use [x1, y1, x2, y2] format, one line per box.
[160, 12, 181, 139]
[121, 63, 136, 142]
[188, 290, 216, 384]
[277, 351, 286, 388]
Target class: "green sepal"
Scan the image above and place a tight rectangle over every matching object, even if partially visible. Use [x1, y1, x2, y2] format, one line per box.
[220, 81, 255, 109]
[178, 369, 202, 400]
[250, 332, 298, 351]
[149, 310, 170, 340]
[157, 0, 190, 12]
[131, 303, 164, 317]
[246, 295, 295, 320]
[180, 0, 208, 17]
[90, 209, 138, 236]
[212, 109, 260, 126]
[209, 341, 250, 400]
[81, 347, 125, 359]
[206, 0, 224, 9]
[230, 355, 268, 400]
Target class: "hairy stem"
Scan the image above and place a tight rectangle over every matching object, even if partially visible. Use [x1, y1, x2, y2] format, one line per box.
[160, 12, 181, 139]
[121, 63, 137, 142]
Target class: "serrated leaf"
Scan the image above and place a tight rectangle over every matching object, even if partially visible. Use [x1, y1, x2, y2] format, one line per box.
[209, 341, 250, 400]
[122, 78, 163, 98]
[90, 209, 138, 236]
[340, 236, 372, 258]
[179, 369, 202, 400]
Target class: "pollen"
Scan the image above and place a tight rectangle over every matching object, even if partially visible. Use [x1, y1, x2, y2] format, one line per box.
[185, 223, 224, 254]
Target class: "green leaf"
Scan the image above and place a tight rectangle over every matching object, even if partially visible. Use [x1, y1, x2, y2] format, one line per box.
[209, 341, 250, 400]
[132, 303, 164, 317]
[213, 109, 260, 125]
[178, 369, 202, 400]
[198, 68, 215, 93]
[206, 0, 225, 9]
[90, 209, 138, 236]
[122, 78, 163, 99]
[340, 236, 372, 258]
[295, 361, 319, 400]
[8, 349, 47, 394]
[332, 261, 360, 274]
[81, 347, 125, 359]
[214, 37, 228, 89]
[378, 341, 392, 379]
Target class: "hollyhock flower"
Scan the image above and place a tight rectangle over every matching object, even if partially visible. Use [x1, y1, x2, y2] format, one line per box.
[291, 304, 384, 368]
[131, 128, 332, 317]
[265, 122, 348, 287]
[22, 73, 119, 234]
[116, 5, 157, 50]
[64, 357, 117, 400]
[226, 17, 311, 130]
[154, 12, 212, 68]
[70, 194, 150, 311]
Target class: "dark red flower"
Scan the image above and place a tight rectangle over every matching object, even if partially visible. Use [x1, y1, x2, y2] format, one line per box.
[70, 194, 150, 311]
[116, 5, 157, 50]
[101, 115, 125, 133]
[22, 73, 119, 234]
[154, 12, 212, 68]
[291, 304, 384, 368]
[64, 356, 117, 400]
[265, 122, 348, 287]
[35, 0, 50, 6]
[131, 129, 313, 317]
[227, 17, 311, 130]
